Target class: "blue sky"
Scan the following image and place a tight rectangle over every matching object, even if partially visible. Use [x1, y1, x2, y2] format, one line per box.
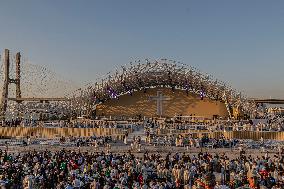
[0, 0, 284, 98]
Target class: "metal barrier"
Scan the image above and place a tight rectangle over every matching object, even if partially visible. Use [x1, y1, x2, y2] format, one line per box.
[158, 130, 284, 140]
[0, 127, 131, 139]
[1, 127, 283, 140]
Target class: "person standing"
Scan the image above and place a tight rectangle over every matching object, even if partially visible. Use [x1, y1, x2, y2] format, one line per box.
[124, 135, 127, 145]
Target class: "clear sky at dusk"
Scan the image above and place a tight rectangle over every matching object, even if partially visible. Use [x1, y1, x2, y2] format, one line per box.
[0, 0, 284, 98]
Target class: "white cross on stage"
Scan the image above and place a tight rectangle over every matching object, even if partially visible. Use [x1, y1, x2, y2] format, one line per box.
[149, 91, 171, 117]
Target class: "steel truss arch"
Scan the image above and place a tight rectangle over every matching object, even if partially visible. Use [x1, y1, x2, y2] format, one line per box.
[87, 59, 247, 109]
[68, 59, 256, 118]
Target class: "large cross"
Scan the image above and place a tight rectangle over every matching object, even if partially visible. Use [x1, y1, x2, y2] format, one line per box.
[149, 91, 171, 117]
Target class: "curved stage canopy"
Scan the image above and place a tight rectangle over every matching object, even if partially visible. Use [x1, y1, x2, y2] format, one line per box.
[77, 59, 251, 118]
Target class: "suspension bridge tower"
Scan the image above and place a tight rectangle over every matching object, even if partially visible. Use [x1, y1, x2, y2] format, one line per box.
[0, 49, 22, 119]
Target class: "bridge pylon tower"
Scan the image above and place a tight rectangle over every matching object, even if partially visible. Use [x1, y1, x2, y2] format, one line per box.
[0, 49, 22, 118]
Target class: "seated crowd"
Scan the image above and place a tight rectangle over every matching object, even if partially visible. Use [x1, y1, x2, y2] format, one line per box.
[0, 149, 283, 189]
[146, 135, 238, 149]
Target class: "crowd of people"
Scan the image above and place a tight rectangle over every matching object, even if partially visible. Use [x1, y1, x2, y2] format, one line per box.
[0, 148, 283, 189]
[1, 114, 284, 188]
[144, 134, 238, 149]
[62, 136, 113, 149]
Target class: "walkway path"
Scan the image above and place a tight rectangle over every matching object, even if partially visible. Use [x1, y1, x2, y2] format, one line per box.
[127, 125, 146, 142]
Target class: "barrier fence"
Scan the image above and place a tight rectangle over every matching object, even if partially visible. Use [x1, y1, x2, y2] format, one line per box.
[158, 129, 284, 141]
[0, 127, 132, 140]
[0, 127, 284, 140]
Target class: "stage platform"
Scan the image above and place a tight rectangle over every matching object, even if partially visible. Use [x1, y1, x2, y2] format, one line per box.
[97, 88, 229, 119]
